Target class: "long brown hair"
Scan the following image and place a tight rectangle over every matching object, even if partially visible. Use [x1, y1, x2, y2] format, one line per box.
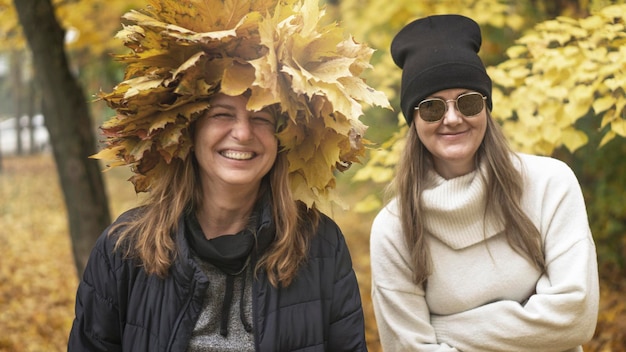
[393, 112, 546, 285]
[112, 122, 318, 287]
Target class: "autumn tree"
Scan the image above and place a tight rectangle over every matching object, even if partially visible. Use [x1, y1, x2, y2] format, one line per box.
[12, 0, 111, 275]
[489, 6, 626, 272]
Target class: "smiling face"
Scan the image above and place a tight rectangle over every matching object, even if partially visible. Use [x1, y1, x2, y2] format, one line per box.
[413, 88, 487, 179]
[193, 93, 278, 194]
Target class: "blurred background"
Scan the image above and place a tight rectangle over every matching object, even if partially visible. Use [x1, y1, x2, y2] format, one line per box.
[1, 0, 625, 351]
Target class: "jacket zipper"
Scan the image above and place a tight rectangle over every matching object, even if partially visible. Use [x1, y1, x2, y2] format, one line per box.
[252, 255, 261, 351]
[166, 279, 196, 352]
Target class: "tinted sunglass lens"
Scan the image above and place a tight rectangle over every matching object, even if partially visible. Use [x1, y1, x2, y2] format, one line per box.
[419, 100, 446, 122]
[457, 94, 484, 116]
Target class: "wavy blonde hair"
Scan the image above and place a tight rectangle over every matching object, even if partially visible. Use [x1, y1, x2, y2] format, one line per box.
[111, 119, 318, 287]
[393, 112, 546, 285]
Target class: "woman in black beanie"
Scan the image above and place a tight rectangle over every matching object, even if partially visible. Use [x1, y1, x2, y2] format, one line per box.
[370, 14, 599, 351]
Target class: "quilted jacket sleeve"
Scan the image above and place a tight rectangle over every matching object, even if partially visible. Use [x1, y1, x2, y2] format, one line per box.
[323, 216, 368, 352]
[67, 226, 124, 352]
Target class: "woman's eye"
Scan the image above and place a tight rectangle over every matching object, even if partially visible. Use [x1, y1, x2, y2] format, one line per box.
[209, 112, 233, 119]
[252, 116, 275, 126]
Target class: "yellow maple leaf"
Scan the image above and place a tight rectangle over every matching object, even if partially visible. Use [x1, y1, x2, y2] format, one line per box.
[221, 59, 256, 97]
[561, 127, 589, 152]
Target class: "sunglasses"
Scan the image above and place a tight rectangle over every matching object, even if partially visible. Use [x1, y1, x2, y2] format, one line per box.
[414, 92, 487, 123]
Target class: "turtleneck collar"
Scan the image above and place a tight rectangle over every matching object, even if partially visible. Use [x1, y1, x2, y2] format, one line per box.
[183, 191, 275, 337]
[184, 191, 276, 275]
[422, 161, 504, 249]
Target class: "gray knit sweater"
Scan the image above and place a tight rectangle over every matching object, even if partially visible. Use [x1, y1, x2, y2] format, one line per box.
[186, 254, 255, 352]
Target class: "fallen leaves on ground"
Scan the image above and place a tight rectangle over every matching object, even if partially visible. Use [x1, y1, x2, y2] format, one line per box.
[0, 155, 77, 352]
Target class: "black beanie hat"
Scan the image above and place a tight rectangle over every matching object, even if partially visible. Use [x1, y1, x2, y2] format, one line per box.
[391, 14, 493, 125]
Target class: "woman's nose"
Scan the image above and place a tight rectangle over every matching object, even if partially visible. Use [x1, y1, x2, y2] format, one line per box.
[442, 101, 462, 125]
[231, 117, 253, 141]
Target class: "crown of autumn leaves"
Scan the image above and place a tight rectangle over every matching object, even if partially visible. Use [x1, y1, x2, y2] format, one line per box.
[93, 0, 390, 209]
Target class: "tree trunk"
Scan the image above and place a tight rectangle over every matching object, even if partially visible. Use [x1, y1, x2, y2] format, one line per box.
[9, 50, 24, 156]
[27, 78, 37, 154]
[13, 0, 111, 277]
[0, 127, 3, 172]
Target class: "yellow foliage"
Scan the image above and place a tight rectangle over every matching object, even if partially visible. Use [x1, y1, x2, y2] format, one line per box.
[492, 4, 626, 155]
[593, 96, 616, 115]
[336, 0, 528, 108]
[561, 127, 590, 152]
[613, 118, 626, 137]
[0, 0, 150, 54]
[0, 0, 22, 50]
[0, 156, 77, 352]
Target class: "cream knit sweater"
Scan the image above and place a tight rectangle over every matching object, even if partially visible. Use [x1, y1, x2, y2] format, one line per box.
[371, 153, 599, 352]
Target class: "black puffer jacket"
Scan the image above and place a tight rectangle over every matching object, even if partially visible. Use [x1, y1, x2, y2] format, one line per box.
[68, 207, 367, 352]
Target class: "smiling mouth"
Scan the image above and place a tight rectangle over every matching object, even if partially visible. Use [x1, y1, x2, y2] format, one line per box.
[441, 130, 468, 136]
[220, 150, 255, 160]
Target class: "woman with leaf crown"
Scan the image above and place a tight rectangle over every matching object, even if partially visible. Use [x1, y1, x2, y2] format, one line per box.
[370, 14, 599, 351]
[67, 0, 389, 351]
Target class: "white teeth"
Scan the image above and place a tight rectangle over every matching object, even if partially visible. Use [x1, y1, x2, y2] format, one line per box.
[221, 150, 254, 160]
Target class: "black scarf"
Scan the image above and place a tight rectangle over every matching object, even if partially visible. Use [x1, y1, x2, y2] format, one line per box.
[183, 193, 276, 336]
[184, 192, 275, 275]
